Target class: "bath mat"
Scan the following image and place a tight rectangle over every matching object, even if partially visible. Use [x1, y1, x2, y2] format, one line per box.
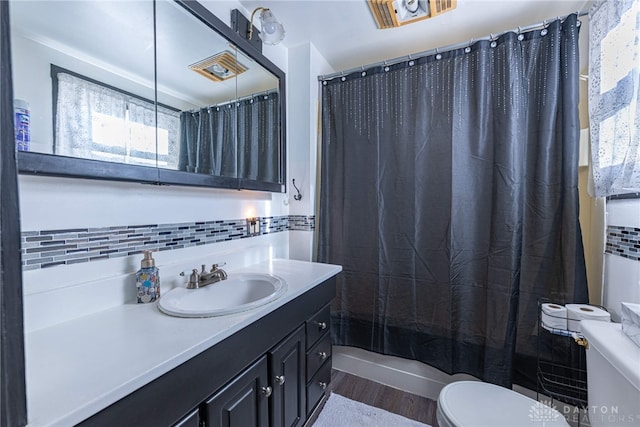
[312, 392, 432, 427]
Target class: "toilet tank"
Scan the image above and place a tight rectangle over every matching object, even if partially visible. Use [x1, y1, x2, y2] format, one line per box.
[581, 320, 640, 426]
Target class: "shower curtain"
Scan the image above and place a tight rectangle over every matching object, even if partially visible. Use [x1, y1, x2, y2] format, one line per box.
[179, 105, 238, 177]
[318, 15, 588, 388]
[178, 92, 279, 181]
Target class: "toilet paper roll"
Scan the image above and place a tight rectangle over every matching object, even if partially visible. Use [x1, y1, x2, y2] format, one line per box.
[566, 304, 610, 333]
[541, 303, 567, 330]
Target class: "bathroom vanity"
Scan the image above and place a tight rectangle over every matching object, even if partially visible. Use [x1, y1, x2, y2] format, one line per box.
[24, 260, 341, 426]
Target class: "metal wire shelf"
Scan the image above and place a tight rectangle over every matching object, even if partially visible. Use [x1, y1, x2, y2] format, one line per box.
[537, 360, 588, 408]
[536, 298, 594, 425]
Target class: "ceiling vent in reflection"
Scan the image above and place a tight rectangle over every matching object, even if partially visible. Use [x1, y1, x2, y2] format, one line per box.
[189, 50, 248, 82]
[367, 0, 456, 29]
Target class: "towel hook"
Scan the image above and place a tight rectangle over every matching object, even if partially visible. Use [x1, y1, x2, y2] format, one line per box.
[292, 179, 302, 201]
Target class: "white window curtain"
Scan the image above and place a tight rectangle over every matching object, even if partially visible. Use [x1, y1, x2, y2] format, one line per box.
[55, 72, 180, 166]
[56, 73, 127, 159]
[589, 0, 640, 197]
[157, 105, 181, 168]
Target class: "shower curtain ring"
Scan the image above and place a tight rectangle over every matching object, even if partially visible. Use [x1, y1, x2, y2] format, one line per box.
[465, 39, 473, 53]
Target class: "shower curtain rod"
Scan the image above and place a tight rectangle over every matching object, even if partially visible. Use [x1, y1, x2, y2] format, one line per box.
[185, 89, 277, 113]
[319, 10, 588, 81]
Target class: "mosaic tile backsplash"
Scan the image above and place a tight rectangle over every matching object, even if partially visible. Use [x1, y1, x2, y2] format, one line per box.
[21, 215, 315, 271]
[606, 225, 640, 262]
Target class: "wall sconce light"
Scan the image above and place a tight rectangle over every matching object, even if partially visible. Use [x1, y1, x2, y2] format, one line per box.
[247, 217, 261, 237]
[248, 7, 285, 45]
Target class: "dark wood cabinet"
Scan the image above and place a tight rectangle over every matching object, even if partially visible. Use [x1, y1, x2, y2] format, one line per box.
[268, 325, 306, 427]
[306, 359, 331, 417]
[306, 305, 330, 349]
[173, 408, 200, 427]
[304, 304, 332, 417]
[79, 276, 336, 427]
[204, 356, 270, 427]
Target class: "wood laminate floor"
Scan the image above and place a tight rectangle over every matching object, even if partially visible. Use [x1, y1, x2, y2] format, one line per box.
[324, 369, 440, 426]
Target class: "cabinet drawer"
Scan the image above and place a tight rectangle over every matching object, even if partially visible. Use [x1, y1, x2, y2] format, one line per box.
[306, 333, 331, 380]
[306, 359, 331, 416]
[306, 305, 330, 349]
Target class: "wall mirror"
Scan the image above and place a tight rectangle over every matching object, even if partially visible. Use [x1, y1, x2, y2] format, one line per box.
[10, 0, 285, 192]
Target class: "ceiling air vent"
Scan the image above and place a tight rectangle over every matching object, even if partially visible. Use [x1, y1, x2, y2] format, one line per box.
[367, 0, 457, 29]
[189, 50, 248, 83]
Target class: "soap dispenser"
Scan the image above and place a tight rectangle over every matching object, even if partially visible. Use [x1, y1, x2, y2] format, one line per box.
[136, 250, 160, 303]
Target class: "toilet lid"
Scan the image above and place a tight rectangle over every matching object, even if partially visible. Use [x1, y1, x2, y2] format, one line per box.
[438, 381, 569, 426]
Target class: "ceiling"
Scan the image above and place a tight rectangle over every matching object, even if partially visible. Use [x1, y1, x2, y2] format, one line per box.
[238, 0, 591, 74]
[11, 0, 278, 110]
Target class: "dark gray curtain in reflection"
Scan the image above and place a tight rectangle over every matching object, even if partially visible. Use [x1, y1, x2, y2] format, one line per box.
[179, 105, 237, 177]
[179, 92, 279, 181]
[238, 92, 280, 182]
[318, 15, 588, 388]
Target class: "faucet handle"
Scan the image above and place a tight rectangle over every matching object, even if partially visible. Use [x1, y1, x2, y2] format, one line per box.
[180, 269, 200, 289]
[211, 262, 227, 271]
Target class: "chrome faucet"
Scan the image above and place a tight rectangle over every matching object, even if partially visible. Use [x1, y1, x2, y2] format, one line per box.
[180, 263, 227, 289]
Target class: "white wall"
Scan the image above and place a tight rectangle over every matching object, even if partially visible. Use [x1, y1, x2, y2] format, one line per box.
[286, 42, 334, 261]
[602, 199, 640, 321]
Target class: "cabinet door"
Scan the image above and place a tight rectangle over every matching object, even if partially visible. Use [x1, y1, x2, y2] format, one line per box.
[203, 356, 269, 427]
[269, 326, 306, 427]
[174, 408, 200, 427]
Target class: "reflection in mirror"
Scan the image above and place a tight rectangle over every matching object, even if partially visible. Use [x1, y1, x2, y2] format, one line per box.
[235, 49, 280, 183]
[11, 0, 285, 191]
[10, 1, 157, 167]
[156, 0, 280, 181]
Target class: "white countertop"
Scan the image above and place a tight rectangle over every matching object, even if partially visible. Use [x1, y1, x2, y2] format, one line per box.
[25, 259, 342, 427]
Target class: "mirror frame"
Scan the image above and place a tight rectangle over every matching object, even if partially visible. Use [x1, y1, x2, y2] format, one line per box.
[16, 0, 287, 193]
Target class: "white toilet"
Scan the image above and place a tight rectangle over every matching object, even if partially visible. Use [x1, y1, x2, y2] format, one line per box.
[437, 320, 640, 427]
[437, 381, 569, 426]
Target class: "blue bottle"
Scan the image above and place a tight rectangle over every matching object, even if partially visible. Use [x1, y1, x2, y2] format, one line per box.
[14, 99, 30, 151]
[136, 250, 160, 303]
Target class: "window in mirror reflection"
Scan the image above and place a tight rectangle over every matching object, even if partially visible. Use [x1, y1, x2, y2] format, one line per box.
[53, 67, 180, 167]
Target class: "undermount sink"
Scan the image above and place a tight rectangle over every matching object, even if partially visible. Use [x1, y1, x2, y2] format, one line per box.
[158, 273, 287, 318]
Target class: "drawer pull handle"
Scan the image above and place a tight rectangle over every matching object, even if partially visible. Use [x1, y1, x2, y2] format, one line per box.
[261, 386, 273, 398]
[316, 321, 327, 330]
[275, 375, 285, 385]
[318, 351, 328, 360]
[319, 381, 327, 390]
